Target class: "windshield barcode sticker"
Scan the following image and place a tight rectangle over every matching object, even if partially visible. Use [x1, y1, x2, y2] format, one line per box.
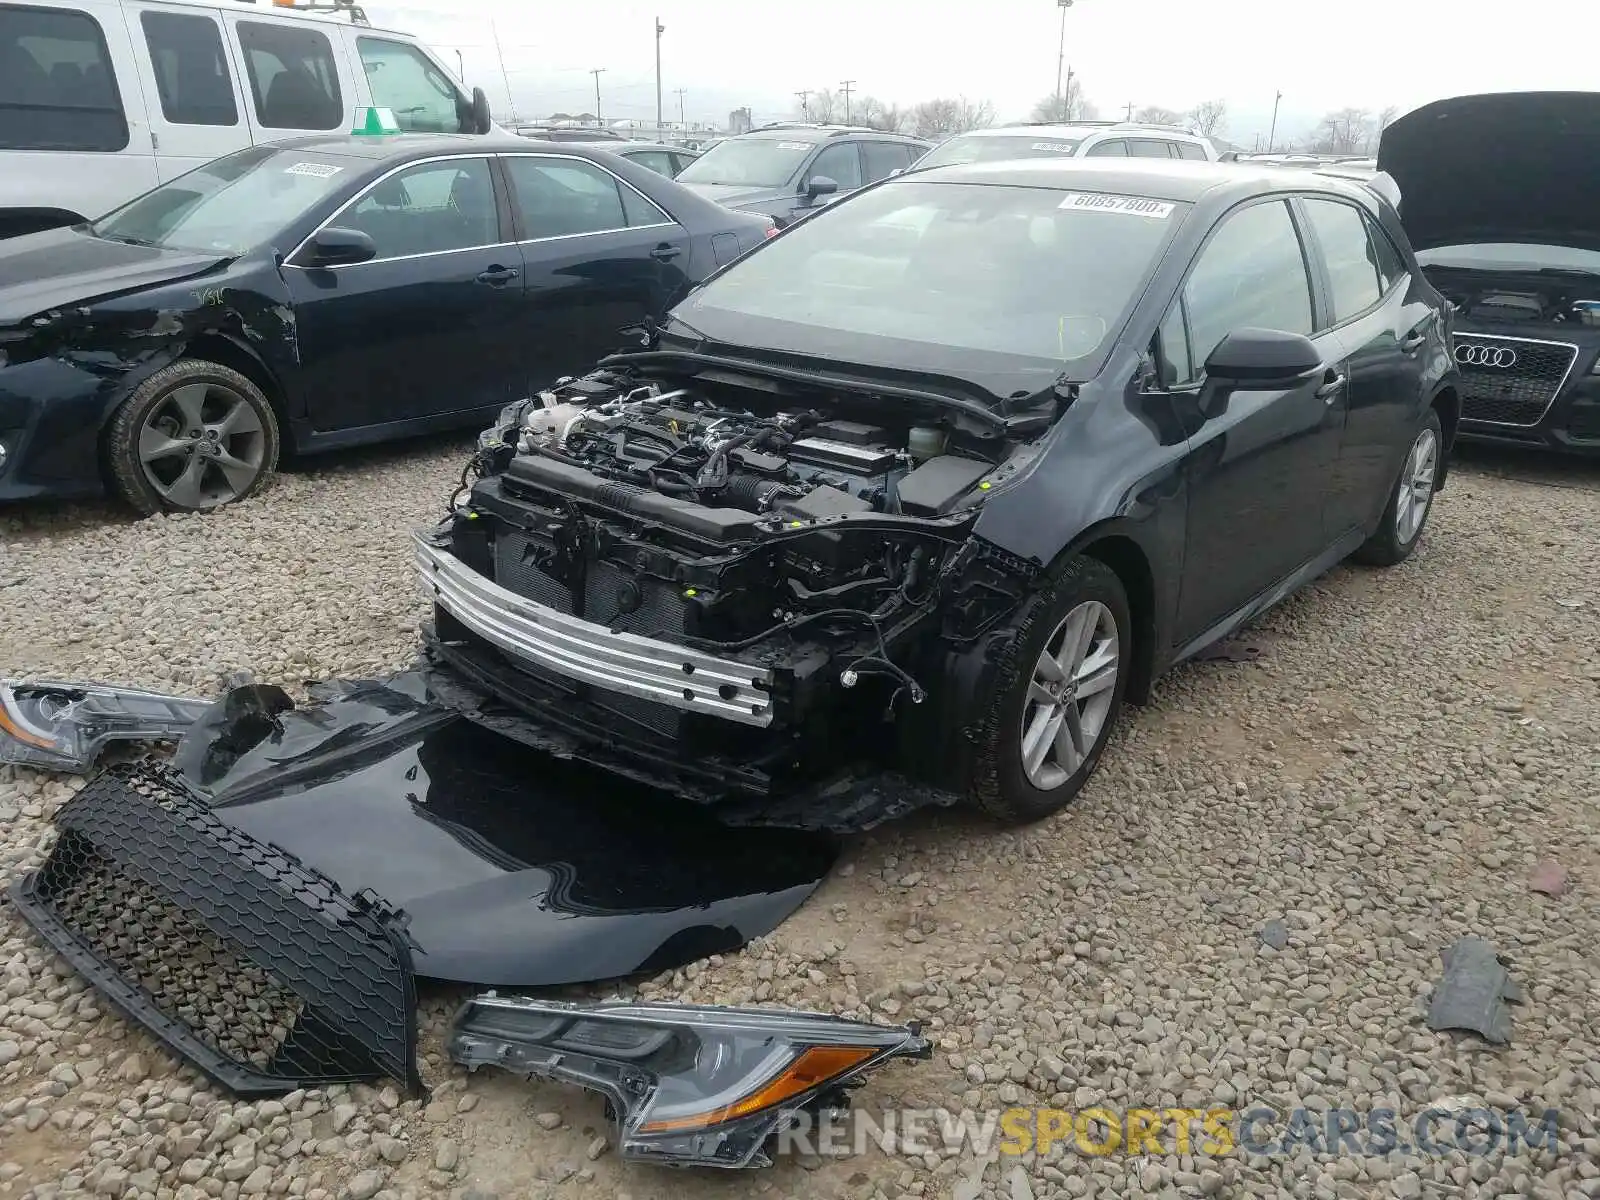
[1058, 192, 1175, 218]
[285, 162, 344, 179]
[1031, 142, 1077, 152]
[777, 142, 812, 151]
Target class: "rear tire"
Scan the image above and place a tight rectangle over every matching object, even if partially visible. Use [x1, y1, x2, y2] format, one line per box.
[964, 554, 1131, 825]
[1352, 407, 1443, 567]
[105, 359, 279, 516]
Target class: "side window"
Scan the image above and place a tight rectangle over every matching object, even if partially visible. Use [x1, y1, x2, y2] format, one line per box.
[1183, 199, 1315, 369]
[237, 21, 342, 130]
[862, 140, 909, 183]
[504, 156, 629, 239]
[357, 38, 465, 134]
[141, 12, 237, 127]
[1365, 213, 1407, 291]
[1301, 198, 1383, 325]
[668, 152, 698, 177]
[0, 5, 127, 151]
[337, 158, 498, 259]
[618, 178, 670, 227]
[1156, 300, 1194, 387]
[623, 149, 673, 177]
[1085, 139, 1127, 157]
[1175, 141, 1207, 161]
[808, 141, 862, 190]
[1128, 139, 1175, 159]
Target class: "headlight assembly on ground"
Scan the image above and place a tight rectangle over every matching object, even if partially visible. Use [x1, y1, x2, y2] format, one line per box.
[447, 995, 930, 1168]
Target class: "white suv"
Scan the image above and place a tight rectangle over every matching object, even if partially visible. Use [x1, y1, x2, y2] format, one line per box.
[912, 121, 1219, 172]
[0, 0, 493, 239]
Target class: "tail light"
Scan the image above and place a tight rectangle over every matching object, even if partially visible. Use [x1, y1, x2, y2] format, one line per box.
[763, 221, 779, 238]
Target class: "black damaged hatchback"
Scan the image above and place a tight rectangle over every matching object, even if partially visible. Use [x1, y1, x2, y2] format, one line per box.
[422, 157, 1462, 825]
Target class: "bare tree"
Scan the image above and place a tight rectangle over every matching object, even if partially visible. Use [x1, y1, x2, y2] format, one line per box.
[1370, 104, 1399, 152]
[1305, 107, 1372, 154]
[1187, 98, 1227, 136]
[855, 96, 909, 133]
[1030, 76, 1097, 123]
[910, 96, 996, 140]
[1134, 105, 1185, 127]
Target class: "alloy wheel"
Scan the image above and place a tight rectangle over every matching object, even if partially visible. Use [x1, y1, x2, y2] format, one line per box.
[1395, 425, 1439, 545]
[1019, 600, 1120, 791]
[138, 382, 267, 509]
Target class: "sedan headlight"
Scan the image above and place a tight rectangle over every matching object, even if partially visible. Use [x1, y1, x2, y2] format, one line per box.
[448, 995, 930, 1169]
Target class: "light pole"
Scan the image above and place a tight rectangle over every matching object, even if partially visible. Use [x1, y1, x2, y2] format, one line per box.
[654, 18, 664, 133]
[590, 67, 606, 126]
[1267, 90, 1282, 152]
[1055, 0, 1074, 116]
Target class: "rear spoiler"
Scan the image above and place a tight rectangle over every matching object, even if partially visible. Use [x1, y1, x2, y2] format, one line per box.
[1360, 170, 1402, 211]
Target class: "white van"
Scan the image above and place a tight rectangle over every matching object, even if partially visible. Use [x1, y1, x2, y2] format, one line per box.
[0, 0, 494, 238]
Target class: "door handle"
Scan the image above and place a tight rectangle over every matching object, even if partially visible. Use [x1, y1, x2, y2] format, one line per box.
[1399, 331, 1426, 353]
[649, 244, 683, 262]
[476, 266, 520, 285]
[1315, 373, 1347, 402]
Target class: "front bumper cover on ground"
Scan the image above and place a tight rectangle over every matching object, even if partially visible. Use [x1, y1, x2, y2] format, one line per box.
[9, 761, 423, 1097]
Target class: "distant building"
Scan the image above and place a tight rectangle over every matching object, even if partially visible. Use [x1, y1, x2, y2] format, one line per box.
[728, 107, 753, 134]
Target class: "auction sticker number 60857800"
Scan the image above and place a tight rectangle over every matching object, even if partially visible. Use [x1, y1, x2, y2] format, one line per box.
[1057, 192, 1175, 219]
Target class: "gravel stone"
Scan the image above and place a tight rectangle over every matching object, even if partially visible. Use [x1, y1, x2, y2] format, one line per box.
[0, 445, 1596, 1200]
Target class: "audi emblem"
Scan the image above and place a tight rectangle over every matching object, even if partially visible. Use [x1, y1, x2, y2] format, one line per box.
[1455, 344, 1518, 368]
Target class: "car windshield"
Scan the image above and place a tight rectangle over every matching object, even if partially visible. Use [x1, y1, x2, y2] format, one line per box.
[90, 145, 354, 254]
[916, 134, 1084, 170]
[678, 180, 1188, 396]
[1416, 242, 1600, 275]
[675, 137, 813, 187]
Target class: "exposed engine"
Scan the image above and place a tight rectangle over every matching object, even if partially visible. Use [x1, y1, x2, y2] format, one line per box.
[486, 370, 996, 525]
[1434, 275, 1600, 328]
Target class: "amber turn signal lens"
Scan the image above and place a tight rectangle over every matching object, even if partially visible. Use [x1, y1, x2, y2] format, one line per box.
[637, 1045, 875, 1133]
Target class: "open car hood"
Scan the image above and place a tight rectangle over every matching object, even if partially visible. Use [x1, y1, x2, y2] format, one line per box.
[1379, 92, 1600, 253]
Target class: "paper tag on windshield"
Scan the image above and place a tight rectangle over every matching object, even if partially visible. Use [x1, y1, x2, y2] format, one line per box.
[777, 141, 811, 151]
[285, 162, 344, 179]
[1058, 192, 1175, 218]
[1031, 141, 1077, 152]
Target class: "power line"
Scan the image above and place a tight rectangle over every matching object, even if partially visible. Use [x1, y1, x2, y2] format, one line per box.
[839, 79, 855, 124]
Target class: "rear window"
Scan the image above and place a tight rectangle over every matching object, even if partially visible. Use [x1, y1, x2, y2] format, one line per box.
[916, 134, 1083, 170]
[0, 4, 127, 151]
[237, 20, 342, 130]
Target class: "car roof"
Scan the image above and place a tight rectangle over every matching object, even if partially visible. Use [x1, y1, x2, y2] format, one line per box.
[259, 133, 546, 160]
[960, 123, 1205, 142]
[544, 140, 692, 154]
[737, 125, 929, 145]
[904, 156, 1381, 206]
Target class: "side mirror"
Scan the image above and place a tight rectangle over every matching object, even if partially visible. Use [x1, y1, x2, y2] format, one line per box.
[308, 227, 377, 266]
[1204, 328, 1322, 385]
[803, 175, 839, 202]
[471, 87, 492, 134]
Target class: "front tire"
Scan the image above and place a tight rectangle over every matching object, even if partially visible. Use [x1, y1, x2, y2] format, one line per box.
[1351, 407, 1443, 567]
[966, 554, 1131, 825]
[105, 360, 279, 515]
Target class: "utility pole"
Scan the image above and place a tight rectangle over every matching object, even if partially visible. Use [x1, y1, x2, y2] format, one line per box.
[1124, 100, 1134, 121]
[1064, 66, 1075, 120]
[654, 18, 664, 133]
[1055, 0, 1073, 112]
[454, 49, 463, 81]
[590, 67, 606, 125]
[795, 89, 811, 120]
[674, 87, 687, 128]
[839, 79, 855, 124]
[1267, 89, 1282, 152]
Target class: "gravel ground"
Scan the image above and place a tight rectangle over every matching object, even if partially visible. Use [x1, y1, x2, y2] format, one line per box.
[1, 439, 1597, 1200]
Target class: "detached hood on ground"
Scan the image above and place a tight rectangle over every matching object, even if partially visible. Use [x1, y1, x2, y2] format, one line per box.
[1379, 91, 1600, 253]
[0, 226, 228, 325]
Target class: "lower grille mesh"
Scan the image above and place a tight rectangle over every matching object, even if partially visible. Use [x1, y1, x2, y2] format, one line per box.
[11, 763, 421, 1097]
[1454, 334, 1576, 426]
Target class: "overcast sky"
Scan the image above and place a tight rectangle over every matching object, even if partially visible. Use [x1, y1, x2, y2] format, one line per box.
[365, 0, 1600, 143]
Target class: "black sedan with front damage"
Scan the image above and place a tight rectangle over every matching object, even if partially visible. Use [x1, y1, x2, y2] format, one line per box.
[0, 134, 773, 512]
[1380, 92, 1600, 455]
[421, 157, 1462, 826]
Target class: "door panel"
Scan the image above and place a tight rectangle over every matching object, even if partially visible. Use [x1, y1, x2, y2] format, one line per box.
[285, 156, 521, 432]
[500, 154, 690, 384]
[1169, 198, 1348, 641]
[129, 5, 246, 181]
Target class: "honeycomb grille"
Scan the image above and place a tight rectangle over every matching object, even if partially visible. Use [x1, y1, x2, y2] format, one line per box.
[10, 763, 420, 1097]
[1453, 334, 1577, 426]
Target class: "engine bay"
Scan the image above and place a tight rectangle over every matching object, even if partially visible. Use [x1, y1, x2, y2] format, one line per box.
[1430, 269, 1600, 328]
[485, 369, 1003, 532]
